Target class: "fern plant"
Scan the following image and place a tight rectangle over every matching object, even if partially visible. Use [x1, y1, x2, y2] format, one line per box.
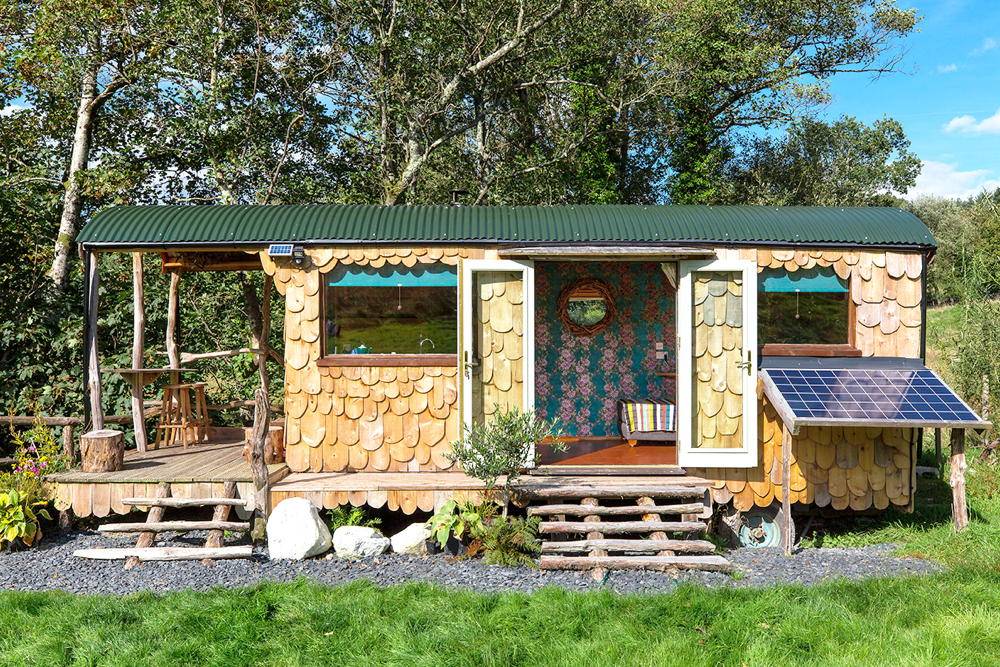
[327, 506, 381, 533]
[481, 515, 541, 567]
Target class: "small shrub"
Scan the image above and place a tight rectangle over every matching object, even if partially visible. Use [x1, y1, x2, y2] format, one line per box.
[481, 515, 541, 567]
[327, 506, 381, 533]
[426, 499, 496, 548]
[447, 408, 563, 498]
[0, 489, 51, 549]
[10, 421, 70, 478]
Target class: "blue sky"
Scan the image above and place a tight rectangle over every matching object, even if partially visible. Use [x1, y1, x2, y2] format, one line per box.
[824, 0, 1000, 198]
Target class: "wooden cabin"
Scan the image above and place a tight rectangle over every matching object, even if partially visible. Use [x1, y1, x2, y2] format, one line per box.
[54, 204, 990, 562]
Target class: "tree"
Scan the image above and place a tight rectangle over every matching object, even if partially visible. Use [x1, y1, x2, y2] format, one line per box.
[723, 116, 920, 206]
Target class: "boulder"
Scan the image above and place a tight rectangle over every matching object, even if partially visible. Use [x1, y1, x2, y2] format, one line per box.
[333, 526, 390, 559]
[390, 523, 430, 556]
[266, 498, 332, 559]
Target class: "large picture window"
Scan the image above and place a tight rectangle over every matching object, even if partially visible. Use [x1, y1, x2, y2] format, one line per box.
[324, 264, 458, 355]
[759, 267, 850, 347]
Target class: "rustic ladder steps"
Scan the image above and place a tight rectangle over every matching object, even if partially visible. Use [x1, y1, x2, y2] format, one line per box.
[97, 520, 250, 533]
[541, 538, 716, 554]
[121, 497, 245, 508]
[540, 520, 706, 535]
[520, 484, 706, 500]
[74, 481, 252, 565]
[540, 555, 733, 573]
[529, 502, 705, 517]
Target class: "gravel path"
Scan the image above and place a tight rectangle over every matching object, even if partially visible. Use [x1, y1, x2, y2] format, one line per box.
[0, 531, 940, 596]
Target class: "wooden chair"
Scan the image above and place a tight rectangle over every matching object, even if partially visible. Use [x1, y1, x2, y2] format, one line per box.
[155, 382, 210, 448]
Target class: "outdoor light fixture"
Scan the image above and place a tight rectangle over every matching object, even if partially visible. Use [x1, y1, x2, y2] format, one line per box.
[291, 244, 307, 268]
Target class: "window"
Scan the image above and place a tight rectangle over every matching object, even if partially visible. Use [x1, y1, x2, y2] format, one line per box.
[557, 278, 617, 336]
[323, 264, 457, 355]
[758, 267, 851, 348]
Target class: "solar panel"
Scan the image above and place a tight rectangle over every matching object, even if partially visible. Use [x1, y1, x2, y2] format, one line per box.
[763, 367, 987, 427]
[268, 243, 294, 257]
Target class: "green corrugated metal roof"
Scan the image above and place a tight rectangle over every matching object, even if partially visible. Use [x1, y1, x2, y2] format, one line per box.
[77, 204, 936, 248]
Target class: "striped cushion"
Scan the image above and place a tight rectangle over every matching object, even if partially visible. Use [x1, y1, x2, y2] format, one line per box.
[622, 400, 675, 433]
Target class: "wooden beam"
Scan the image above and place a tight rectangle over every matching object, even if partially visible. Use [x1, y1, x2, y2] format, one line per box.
[98, 520, 249, 533]
[541, 539, 715, 554]
[131, 252, 148, 452]
[121, 497, 245, 508]
[249, 387, 271, 531]
[84, 251, 103, 430]
[950, 429, 968, 531]
[528, 502, 705, 517]
[74, 546, 252, 561]
[499, 245, 716, 260]
[539, 554, 732, 572]
[166, 271, 180, 383]
[782, 424, 793, 556]
[539, 520, 705, 535]
[758, 371, 800, 435]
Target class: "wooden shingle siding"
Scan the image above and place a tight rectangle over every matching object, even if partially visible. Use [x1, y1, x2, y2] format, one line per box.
[473, 271, 525, 423]
[263, 246, 483, 473]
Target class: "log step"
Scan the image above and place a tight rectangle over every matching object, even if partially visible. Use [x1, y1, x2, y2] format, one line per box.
[539, 520, 706, 535]
[517, 485, 707, 500]
[98, 520, 250, 533]
[121, 497, 245, 508]
[540, 555, 733, 573]
[529, 502, 705, 517]
[74, 546, 253, 561]
[541, 539, 716, 555]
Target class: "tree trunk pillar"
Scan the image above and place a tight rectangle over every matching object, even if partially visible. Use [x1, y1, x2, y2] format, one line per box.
[950, 429, 968, 531]
[131, 252, 148, 451]
[84, 251, 103, 430]
[781, 424, 793, 556]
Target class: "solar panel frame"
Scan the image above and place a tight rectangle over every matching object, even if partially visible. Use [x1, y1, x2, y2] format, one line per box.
[760, 366, 990, 431]
[267, 243, 294, 257]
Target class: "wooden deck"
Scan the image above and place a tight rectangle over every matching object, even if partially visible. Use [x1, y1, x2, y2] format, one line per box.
[48, 441, 289, 518]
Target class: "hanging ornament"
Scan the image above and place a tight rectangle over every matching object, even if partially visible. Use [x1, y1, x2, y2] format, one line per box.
[794, 290, 801, 319]
[397, 283, 403, 311]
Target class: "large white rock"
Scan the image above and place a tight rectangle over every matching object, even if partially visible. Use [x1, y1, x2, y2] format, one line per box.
[333, 526, 390, 558]
[390, 523, 430, 556]
[266, 498, 332, 560]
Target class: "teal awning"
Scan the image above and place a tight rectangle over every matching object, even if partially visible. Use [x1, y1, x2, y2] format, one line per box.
[760, 267, 847, 293]
[327, 264, 457, 288]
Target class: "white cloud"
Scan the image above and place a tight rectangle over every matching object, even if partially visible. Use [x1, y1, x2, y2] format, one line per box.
[937, 63, 958, 73]
[906, 160, 1000, 200]
[972, 37, 997, 55]
[943, 108, 1000, 134]
[0, 104, 26, 117]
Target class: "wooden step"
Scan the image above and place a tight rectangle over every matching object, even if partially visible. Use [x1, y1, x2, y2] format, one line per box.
[98, 520, 250, 533]
[540, 555, 732, 573]
[75, 546, 253, 561]
[529, 502, 705, 517]
[541, 539, 716, 554]
[517, 484, 707, 500]
[532, 466, 688, 477]
[121, 497, 245, 508]
[539, 520, 706, 535]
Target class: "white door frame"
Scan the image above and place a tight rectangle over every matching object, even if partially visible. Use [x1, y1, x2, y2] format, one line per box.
[460, 259, 535, 430]
[676, 258, 758, 468]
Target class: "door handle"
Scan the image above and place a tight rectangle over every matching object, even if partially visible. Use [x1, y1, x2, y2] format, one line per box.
[735, 350, 752, 376]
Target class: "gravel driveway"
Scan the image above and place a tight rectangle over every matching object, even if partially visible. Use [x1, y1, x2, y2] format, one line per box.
[0, 531, 939, 596]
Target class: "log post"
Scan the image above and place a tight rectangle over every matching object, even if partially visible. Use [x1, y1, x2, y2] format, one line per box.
[950, 429, 968, 531]
[131, 252, 148, 452]
[202, 480, 239, 565]
[582, 497, 606, 582]
[166, 271, 181, 383]
[934, 428, 942, 473]
[80, 429, 124, 472]
[84, 251, 103, 430]
[243, 275, 272, 394]
[61, 424, 75, 464]
[249, 387, 271, 540]
[781, 424, 793, 556]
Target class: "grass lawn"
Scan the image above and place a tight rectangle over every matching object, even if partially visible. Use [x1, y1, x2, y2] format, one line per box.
[2, 573, 1000, 666]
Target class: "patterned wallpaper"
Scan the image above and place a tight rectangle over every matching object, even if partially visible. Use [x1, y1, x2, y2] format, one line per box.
[534, 261, 676, 437]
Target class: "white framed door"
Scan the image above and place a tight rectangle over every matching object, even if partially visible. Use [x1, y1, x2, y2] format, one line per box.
[676, 259, 758, 467]
[460, 259, 534, 430]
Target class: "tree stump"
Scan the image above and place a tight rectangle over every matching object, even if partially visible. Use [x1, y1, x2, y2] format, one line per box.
[80, 429, 125, 472]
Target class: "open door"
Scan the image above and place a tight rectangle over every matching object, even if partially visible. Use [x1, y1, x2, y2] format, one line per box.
[677, 259, 758, 467]
[461, 260, 534, 430]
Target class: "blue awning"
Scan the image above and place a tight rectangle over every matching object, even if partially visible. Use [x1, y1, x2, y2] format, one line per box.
[327, 265, 458, 288]
[761, 267, 847, 293]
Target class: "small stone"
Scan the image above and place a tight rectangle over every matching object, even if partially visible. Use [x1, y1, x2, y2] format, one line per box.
[333, 526, 390, 559]
[266, 498, 332, 560]
[390, 523, 430, 556]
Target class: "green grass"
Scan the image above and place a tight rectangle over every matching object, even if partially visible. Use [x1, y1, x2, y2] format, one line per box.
[2, 574, 1000, 666]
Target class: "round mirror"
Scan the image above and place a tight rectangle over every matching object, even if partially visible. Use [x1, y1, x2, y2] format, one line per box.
[558, 279, 616, 336]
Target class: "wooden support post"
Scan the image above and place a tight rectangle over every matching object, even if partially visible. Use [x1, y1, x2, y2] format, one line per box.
[243, 275, 273, 394]
[125, 481, 171, 570]
[249, 387, 271, 540]
[950, 429, 969, 532]
[131, 252, 148, 452]
[935, 428, 943, 473]
[638, 496, 673, 556]
[84, 251, 103, 430]
[166, 272, 181, 383]
[582, 497, 606, 582]
[781, 424, 793, 556]
[61, 424, 74, 464]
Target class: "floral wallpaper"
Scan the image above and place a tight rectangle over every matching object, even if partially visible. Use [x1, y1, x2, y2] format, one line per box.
[534, 261, 676, 437]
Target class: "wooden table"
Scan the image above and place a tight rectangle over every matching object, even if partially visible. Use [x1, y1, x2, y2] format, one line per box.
[104, 368, 195, 452]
